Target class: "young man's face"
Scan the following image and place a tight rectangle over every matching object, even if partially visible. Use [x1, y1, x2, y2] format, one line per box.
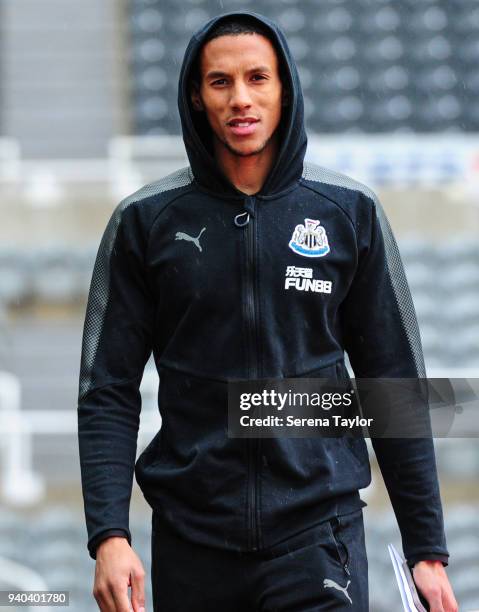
[190, 33, 285, 158]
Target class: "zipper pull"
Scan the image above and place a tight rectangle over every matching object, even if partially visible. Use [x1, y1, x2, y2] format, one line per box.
[234, 195, 255, 227]
[234, 211, 250, 227]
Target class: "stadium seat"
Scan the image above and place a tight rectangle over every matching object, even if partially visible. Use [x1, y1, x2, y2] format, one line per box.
[126, 1, 479, 133]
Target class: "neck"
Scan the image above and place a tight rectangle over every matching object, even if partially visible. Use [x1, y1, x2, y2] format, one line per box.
[213, 132, 279, 196]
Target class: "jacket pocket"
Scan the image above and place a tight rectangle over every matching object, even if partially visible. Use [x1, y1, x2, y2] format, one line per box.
[287, 359, 340, 380]
[326, 515, 352, 576]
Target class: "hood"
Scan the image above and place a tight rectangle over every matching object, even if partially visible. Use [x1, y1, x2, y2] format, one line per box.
[177, 10, 308, 198]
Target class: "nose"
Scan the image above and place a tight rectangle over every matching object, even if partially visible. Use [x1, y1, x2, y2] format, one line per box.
[229, 81, 252, 109]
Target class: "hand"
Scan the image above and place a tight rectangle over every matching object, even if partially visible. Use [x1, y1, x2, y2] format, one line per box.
[412, 560, 458, 612]
[93, 536, 146, 612]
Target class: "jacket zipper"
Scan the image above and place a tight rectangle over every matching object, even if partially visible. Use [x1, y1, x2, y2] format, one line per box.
[330, 516, 351, 576]
[234, 195, 261, 551]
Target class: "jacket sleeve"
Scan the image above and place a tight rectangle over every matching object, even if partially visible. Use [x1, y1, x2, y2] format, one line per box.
[339, 189, 449, 568]
[77, 200, 155, 560]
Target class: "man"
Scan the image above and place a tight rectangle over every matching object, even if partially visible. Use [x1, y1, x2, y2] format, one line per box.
[77, 10, 458, 612]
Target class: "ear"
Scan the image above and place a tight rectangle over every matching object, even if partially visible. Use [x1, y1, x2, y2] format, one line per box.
[190, 82, 204, 112]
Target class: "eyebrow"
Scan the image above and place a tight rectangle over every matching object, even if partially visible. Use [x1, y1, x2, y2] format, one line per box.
[205, 65, 272, 80]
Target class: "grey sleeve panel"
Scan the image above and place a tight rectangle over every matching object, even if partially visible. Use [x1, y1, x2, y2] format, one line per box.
[302, 162, 448, 564]
[373, 196, 426, 378]
[77, 166, 193, 557]
[79, 166, 194, 402]
[302, 161, 425, 378]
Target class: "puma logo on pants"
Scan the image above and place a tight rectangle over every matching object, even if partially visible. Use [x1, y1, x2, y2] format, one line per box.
[323, 578, 353, 604]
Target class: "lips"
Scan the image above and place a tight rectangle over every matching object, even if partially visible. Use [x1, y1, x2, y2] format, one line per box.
[228, 117, 259, 127]
[227, 117, 259, 136]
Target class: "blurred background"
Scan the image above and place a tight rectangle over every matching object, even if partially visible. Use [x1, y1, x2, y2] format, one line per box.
[0, 0, 478, 610]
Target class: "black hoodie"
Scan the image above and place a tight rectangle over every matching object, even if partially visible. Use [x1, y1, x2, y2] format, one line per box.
[77, 10, 449, 569]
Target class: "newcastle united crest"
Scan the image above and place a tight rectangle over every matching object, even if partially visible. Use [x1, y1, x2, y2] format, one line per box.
[288, 218, 330, 257]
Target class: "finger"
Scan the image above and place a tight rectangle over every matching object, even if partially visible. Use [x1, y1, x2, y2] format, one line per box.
[413, 571, 443, 612]
[109, 579, 132, 612]
[130, 567, 146, 612]
[94, 584, 116, 612]
[426, 587, 445, 612]
[442, 585, 459, 612]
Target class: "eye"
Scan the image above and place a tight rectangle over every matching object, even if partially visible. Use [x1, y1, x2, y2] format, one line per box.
[212, 78, 226, 86]
[252, 74, 266, 81]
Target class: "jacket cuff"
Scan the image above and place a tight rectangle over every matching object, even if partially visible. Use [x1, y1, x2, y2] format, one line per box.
[88, 529, 131, 560]
[407, 553, 449, 569]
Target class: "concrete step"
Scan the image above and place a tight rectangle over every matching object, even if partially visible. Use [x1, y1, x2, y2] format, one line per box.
[2, 53, 119, 82]
[1, 0, 118, 29]
[0, 0, 127, 158]
[3, 87, 119, 112]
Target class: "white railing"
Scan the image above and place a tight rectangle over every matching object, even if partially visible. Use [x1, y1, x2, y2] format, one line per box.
[0, 138, 21, 182]
[0, 368, 161, 506]
[106, 134, 479, 193]
[0, 371, 44, 505]
[1, 135, 479, 198]
[0, 556, 52, 612]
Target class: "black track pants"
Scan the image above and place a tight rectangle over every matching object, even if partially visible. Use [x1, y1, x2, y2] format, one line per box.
[151, 507, 368, 611]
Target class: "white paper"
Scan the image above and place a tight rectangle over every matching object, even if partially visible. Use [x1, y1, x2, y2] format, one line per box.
[388, 543, 428, 612]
